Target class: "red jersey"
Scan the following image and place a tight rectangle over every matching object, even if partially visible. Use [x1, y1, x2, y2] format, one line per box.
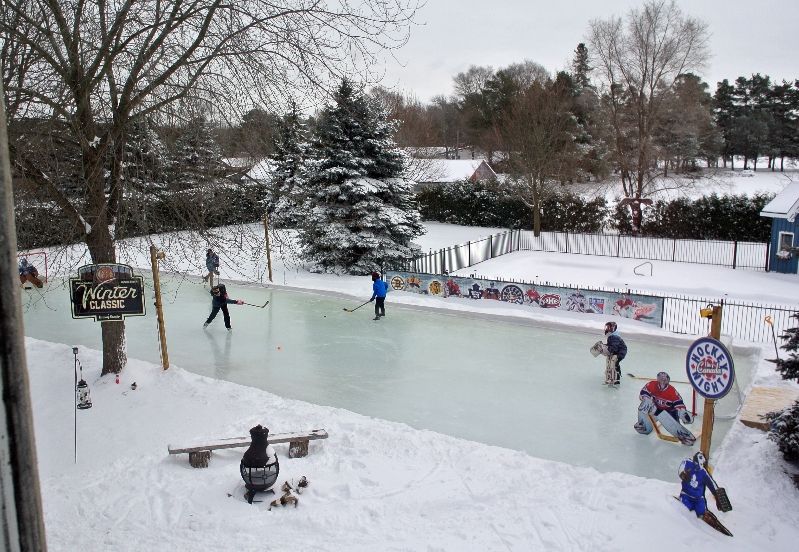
[640, 381, 686, 413]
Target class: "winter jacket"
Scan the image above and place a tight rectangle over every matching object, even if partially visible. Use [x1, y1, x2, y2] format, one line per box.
[606, 331, 627, 359]
[206, 253, 219, 272]
[210, 289, 236, 308]
[371, 279, 389, 300]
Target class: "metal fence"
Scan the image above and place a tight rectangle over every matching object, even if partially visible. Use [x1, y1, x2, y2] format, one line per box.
[406, 229, 770, 274]
[457, 271, 798, 345]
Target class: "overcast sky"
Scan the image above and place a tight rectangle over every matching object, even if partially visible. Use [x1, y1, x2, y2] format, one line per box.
[376, 0, 798, 103]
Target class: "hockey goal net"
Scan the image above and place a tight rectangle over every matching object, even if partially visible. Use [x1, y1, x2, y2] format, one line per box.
[17, 251, 48, 284]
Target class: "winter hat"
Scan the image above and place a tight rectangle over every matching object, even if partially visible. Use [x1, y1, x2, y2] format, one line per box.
[371, 272, 380, 281]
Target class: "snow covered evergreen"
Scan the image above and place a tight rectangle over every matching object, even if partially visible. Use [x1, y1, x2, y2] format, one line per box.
[764, 312, 799, 462]
[168, 117, 226, 191]
[266, 104, 309, 228]
[775, 312, 799, 381]
[298, 79, 424, 274]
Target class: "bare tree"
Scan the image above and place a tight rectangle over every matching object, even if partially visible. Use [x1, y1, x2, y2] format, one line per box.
[500, 80, 578, 235]
[1, 0, 418, 375]
[587, 0, 709, 232]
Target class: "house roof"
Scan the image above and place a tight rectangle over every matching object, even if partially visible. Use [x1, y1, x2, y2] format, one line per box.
[417, 159, 495, 183]
[245, 159, 275, 181]
[761, 182, 799, 221]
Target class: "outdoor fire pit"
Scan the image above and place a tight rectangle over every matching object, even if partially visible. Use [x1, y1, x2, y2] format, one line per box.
[240, 425, 279, 504]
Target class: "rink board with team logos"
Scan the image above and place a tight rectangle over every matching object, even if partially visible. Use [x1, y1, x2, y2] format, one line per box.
[386, 271, 664, 327]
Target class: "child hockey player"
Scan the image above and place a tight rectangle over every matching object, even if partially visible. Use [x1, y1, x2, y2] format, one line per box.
[204, 284, 243, 330]
[635, 372, 696, 446]
[369, 272, 388, 321]
[203, 249, 220, 285]
[677, 451, 733, 536]
[18, 257, 43, 288]
[593, 321, 626, 386]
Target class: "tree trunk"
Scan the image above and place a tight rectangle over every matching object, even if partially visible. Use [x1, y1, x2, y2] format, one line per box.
[85, 196, 127, 375]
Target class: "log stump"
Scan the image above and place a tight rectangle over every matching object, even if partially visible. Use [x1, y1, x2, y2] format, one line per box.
[288, 440, 308, 458]
[189, 450, 211, 468]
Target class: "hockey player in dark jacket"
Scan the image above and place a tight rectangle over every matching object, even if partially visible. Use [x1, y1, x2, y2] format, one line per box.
[603, 321, 627, 386]
[204, 284, 242, 330]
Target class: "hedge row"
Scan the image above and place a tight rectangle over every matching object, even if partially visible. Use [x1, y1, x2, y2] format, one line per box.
[417, 180, 774, 241]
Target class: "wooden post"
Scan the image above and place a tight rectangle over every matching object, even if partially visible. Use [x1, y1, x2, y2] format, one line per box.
[699, 303, 724, 461]
[263, 216, 273, 283]
[0, 78, 49, 551]
[149, 245, 170, 370]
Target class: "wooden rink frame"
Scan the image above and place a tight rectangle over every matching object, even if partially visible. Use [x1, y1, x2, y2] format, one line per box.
[739, 386, 799, 431]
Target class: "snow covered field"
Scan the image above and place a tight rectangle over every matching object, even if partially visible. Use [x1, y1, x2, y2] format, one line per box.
[20, 213, 799, 551]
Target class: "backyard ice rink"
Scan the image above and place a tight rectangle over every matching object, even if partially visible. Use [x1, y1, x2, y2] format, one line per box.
[21, 273, 755, 482]
[16, 217, 799, 551]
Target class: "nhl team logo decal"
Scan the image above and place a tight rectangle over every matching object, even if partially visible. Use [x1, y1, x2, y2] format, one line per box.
[686, 337, 735, 399]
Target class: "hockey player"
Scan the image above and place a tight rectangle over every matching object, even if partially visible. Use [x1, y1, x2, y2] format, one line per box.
[678, 451, 733, 536]
[204, 284, 243, 330]
[603, 321, 626, 386]
[203, 249, 220, 285]
[635, 372, 696, 446]
[369, 272, 389, 321]
[18, 257, 43, 288]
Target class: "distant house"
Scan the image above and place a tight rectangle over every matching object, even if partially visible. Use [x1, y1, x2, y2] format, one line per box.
[411, 159, 497, 189]
[760, 182, 799, 274]
[244, 158, 274, 183]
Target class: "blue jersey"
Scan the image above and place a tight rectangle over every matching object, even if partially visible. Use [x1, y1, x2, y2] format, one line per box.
[679, 459, 718, 500]
[371, 279, 388, 299]
[606, 331, 627, 359]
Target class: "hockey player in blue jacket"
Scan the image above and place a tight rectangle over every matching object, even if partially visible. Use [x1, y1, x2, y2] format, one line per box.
[369, 272, 389, 321]
[603, 321, 627, 386]
[678, 451, 733, 536]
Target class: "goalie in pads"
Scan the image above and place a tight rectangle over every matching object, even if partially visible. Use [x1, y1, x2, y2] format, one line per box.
[589, 321, 627, 386]
[634, 372, 696, 446]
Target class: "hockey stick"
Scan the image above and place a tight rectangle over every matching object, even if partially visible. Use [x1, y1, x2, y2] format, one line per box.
[648, 414, 680, 443]
[626, 372, 690, 385]
[241, 301, 269, 308]
[343, 300, 371, 313]
[764, 315, 780, 361]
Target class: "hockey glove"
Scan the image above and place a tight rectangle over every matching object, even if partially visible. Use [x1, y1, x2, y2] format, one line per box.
[679, 409, 693, 424]
[638, 396, 656, 414]
[714, 488, 733, 512]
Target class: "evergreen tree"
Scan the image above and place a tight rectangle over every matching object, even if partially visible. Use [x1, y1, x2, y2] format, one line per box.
[299, 79, 424, 274]
[168, 117, 226, 191]
[774, 313, 799, 381]
[764, 400, 799, 462]
[763, 313, 799, 462]
[266, 104, 309, 228]
[571, 43, 592, 90]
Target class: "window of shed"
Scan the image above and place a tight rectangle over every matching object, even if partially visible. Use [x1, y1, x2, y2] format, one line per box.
[779, 231, 794, 251]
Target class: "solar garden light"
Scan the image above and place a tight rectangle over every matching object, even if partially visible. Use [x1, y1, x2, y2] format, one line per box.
[73, 346, 92, 464]
[74, 347, 92, 410]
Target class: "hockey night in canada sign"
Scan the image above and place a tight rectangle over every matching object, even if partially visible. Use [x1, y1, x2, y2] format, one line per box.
[685, 337, 735, 400]
[70, 263, 145, 321]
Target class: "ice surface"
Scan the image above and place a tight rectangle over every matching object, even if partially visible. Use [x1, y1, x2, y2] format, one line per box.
[21, 276, 755, 481]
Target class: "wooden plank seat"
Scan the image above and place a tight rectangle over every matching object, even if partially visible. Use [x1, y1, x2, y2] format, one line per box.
[168, 429, 328, 468]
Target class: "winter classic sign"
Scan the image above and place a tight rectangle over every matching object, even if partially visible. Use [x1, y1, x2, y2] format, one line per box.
[70, 263, 146, 321]
[685, 337, 735, 400]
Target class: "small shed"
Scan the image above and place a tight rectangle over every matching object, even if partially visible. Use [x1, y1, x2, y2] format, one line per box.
[760, 182, 799, 273]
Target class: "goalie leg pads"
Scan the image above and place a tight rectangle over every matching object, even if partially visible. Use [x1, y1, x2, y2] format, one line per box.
[656, 411, 696, 445]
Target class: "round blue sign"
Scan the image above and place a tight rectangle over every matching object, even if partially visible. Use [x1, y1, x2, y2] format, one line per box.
[686, 337, 735, 400]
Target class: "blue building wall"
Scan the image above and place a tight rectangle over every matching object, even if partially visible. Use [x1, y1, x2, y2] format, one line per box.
[769, 218, 799, 274]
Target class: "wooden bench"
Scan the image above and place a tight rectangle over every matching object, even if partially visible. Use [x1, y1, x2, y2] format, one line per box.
[168, 429, 328, 468]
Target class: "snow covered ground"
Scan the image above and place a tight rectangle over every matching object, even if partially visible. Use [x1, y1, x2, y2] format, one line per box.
[20, 214, 799, 551]
[15, 169, 799, 551]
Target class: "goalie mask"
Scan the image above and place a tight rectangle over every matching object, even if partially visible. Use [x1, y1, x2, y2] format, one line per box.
[656, 371, 670, 390]
[693, 451, 707, 468]
[604, 321, 617, 335]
